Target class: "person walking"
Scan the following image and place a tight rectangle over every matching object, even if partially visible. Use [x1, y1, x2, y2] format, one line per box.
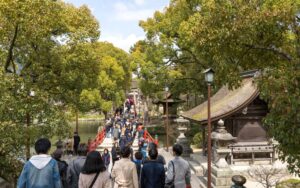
[78, 151, 111, 188]
[17, 138, 62, 188]
[102, 148, 110, 170]
[67, 143, 88, 188]
[52, 149, 68, 188]
[111, 142, 121, 166]
[165, 144, 191, 188]
[113, 125, 120, 140]
[141, 148, 165, 188]
[133, 151, 143, 181]
[143, 142, 166, 166]
[73, 132, 81, 155]
[111, 146, 138, 188]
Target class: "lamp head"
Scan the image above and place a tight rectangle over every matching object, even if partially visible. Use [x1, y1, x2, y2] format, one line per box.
[164, 86, 169, 92]
[203, 68, 214, 84]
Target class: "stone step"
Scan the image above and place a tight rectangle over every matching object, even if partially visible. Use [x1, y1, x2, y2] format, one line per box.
[188, 159, 204, 176]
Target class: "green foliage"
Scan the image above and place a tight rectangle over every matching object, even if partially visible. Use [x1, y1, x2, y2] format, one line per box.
[0, 0, 132, 183]
[136, 0, 300, 174]
[192, 132, 203, 148]
[276, 179, 300, 188]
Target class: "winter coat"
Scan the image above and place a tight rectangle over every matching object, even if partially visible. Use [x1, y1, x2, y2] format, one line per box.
[111, 158, 138, 188]
[78, 171, 111, 188]
[102, 153, 110, 167]
[119, 136, 127, 150]
[141, 160, 165, 188]
[67, 156, 86, 188]
[17, 155, 61, 188]
[113, 128, 120, 139]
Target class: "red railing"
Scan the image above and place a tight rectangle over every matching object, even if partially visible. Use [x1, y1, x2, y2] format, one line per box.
[88, 128, 106, 152]
[144, 129, 158, 145]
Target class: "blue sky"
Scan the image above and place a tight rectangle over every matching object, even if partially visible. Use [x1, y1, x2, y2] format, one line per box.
[64, 0, 169, 52]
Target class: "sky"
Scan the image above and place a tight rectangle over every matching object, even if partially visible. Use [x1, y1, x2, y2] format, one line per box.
[64, 0, 170, 52]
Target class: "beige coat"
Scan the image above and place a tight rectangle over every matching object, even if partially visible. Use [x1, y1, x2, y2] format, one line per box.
[78, 171, 111, 188]
[111, 158, 138, 188]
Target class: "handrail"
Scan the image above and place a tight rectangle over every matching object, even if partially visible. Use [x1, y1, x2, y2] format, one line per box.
[144, 130, 158, 145]
[88, 127, 106, 152]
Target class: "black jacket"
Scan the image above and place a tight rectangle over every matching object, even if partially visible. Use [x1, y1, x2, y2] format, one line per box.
[141, 160, 165, 188]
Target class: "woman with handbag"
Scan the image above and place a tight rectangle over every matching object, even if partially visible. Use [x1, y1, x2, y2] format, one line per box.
[79, 151, 111, 188]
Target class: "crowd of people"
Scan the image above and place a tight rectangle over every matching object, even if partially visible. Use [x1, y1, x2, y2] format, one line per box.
[17, 103, 192, 188]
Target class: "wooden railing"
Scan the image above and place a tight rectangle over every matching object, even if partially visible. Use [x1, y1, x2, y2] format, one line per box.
[144, 129, 158, 145]
[88, 128, 106, 152]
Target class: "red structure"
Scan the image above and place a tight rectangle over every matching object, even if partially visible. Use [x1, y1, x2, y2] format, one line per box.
[88, 128, 106, 152]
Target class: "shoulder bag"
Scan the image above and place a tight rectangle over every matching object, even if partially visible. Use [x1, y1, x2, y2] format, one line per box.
[164, 161, 175, 188]
[89, 172, 100, 188]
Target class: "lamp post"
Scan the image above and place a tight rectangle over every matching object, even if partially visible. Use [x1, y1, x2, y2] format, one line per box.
[203, 68, 214, 188]
[165, 86, 169, 152]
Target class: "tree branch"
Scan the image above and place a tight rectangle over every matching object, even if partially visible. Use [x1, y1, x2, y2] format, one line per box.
[5, 24, 19, 73]
[244, 44, 292, 61]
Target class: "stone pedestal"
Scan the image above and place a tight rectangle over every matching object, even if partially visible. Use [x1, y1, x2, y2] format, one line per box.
[200, 119, 235, 188]
[200, 165, 233, 188]
[176, 127, 193, 157]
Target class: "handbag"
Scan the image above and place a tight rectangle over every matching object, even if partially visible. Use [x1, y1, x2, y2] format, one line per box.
[165, 161, 175, 188]
[89, 172, 100, 188]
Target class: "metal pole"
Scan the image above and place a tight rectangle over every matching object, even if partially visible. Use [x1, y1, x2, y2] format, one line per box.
[207, 84, 212, 188]
[166, 96, 169, 152]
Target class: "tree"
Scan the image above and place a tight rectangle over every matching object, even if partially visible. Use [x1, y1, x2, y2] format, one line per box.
[248, 165, 286, 188]
[137, 0, 300, 174]
[0, 0, 100, 183]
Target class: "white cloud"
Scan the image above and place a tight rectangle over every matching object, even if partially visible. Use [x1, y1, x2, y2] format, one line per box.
[100, 34, 144, 52]
[113, 2, 162, 21]
[134, 0, 145, 5]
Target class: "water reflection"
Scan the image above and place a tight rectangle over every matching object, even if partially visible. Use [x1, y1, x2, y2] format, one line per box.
[69, 120, 103, 144]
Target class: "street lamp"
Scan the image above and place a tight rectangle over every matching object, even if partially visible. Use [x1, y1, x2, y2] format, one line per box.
[165, 86, 169, 152]
[203, 68, 214, 188]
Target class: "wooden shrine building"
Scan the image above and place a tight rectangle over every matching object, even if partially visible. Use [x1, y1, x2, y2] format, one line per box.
[182, 70, 276, 164]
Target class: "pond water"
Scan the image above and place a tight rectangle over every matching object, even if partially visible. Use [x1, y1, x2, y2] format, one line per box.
[49, 120, 102, 153]
[69, 120, 102, 143]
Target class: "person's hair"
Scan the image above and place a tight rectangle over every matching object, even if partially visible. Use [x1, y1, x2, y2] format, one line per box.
[135, 151, 143, 160]
[148, 142, 157, 151]
[121, 146, 131, 158]
[148, 148, 158, 160]
[81, 151, 106, 174]
[35, 138, 51, 154]
[52, 149, 63, 160]
[103, 148, 109, 154]
[78, 143, 88, 156]
[173, 144, 183, 156]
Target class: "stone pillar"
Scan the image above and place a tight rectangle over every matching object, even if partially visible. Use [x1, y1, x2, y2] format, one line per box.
[174, 117, 193, 157]
[201, 119, 236, 188]
[176, 126, 193, 157]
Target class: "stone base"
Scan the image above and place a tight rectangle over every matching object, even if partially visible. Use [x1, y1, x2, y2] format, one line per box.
[200, 165, 233, 188]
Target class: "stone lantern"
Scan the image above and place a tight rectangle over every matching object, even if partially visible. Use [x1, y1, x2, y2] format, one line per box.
[212, 119, 236, 168]
[174, 116, 193, 157]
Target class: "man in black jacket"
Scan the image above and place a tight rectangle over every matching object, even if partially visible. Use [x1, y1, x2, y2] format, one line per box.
[141, 148, 165, 188]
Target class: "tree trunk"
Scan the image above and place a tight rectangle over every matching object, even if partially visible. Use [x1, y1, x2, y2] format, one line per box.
[26, 113, 30, 160]
[104, 111, 108, 120]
